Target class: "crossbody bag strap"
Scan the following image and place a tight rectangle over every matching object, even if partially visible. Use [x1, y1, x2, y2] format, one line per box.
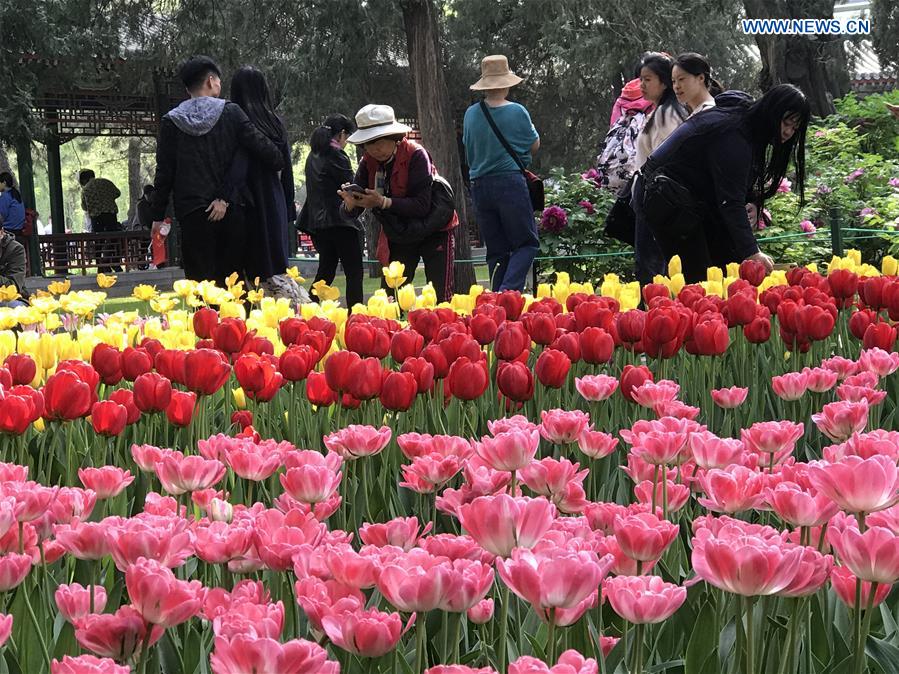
[479, 101, 527, 175]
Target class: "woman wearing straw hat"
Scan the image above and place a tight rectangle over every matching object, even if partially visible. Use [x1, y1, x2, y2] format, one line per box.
[338, 104, 459, 303]
[463, 55, 540, 292]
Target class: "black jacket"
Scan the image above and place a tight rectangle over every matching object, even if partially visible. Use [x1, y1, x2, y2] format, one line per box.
[150, 97, 284, 221]
[0, 230, 26, 295]
[302, 148, 355, 232]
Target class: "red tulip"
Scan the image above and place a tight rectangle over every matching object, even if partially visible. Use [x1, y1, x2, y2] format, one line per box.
[579, 327, 614, 364]
[447, 356, 489, 401]
[305, 372, 337, 407]
[154, 349, 187, 384]
[133, 372, 172, 413]
[0, 390, 36, 434]
[165, 390, 197, 428]
[345, 320, 390, 359]
[390, 329, 424, 363]
[469, 314, 499, 345]
[43, 370, 92, 421]
[743, 315, 771, 343]
[234, 353, 284, 402]
[192, 307, 219, 338]
[523, 313, 556, 346]
[107, 389, 140, 424]
[3, 355, 35, 387]
[90, 344, 123, 386]
[346, 357, 384, 401]
[535, 348, 570, 389]
[323, 350, 360, 393]
[380, 371, 417, 411]
[401, 357, 435, 394]
[213, 317, 248, 354]
[121, 347, 153, 382]
[690, 317, 729, 356]
[494, 322, 530, 361]
[619, 365, 653, 403]
[183, 349, 232, 396]
[863, 322, 897, 351]
[497, 360, 534, 402]
[605, 575, 686, 624]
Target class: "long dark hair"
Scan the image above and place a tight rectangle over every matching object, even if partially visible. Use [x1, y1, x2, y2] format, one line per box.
[0, 172, 22, 203]
[745, 84, 810, 205]
[639, 52, 686, 132]
[310, 114, 355, 155]
[674, 52, 724, 97]
[230, 66, 285, 142]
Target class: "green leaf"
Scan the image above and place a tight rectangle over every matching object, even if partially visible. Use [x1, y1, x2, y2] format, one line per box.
[685, 600, 718, 674]
[868, 637, 899, 674]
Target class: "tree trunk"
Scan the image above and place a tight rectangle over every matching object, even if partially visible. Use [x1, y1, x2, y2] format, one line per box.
[127, 138, 143, 223]
[743, 0, 850, 116]
[0, 146, 11, 176]
[401, 0, 476, 293]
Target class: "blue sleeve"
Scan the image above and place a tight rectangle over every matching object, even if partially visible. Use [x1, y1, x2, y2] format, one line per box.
[0, 194, 9, 221]
[516, 105, 539, 145]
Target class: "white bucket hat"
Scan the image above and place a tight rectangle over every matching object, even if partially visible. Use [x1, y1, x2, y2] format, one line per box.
[470, 55, 524, 91]
[347, 104, 412, 145]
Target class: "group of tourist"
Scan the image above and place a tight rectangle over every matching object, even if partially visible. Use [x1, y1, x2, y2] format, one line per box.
[597, 51, 810, 284]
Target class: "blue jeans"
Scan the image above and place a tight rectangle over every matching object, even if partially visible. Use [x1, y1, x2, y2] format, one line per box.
[471, 172, 539, 291]
[631, 174, 666, 285]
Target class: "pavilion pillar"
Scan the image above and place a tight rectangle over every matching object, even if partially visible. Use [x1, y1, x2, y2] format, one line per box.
[45, 113, 68, 274]
[14, 139, 42, 276]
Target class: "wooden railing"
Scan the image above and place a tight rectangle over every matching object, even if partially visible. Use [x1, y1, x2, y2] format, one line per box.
[35, 232, 153, 276]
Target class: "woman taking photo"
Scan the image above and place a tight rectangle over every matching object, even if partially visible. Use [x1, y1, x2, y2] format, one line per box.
[631, 52, 687, 284]
[301, 114, 363, 308]
[339, 104, 458, 303]
[640, 83, 810, 283]
[225, 66, 298, 302]
[462, 55, 540, 292]
[672, 53, 719, 117]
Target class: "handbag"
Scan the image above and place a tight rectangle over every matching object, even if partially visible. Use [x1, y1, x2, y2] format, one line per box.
[377, 175, 456, 244]
[639, 127, 701, 241]
[603, 175, 636, 246]
[479, 101, 545, 211]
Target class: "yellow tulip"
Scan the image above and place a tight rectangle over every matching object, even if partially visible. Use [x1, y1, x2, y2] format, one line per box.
[47, 279, 71, 296]
[247, 289, 264, 304]
[44, 313, 63, 332]
[418, 283, 437, 308]
[667, 256, 682, 277]
[32, 418, 45, 433]
[36, 332, 58, 371]
[670, 273, 686, 296]
[536, 283, 551, 298]
[451, 293, 473, 314]
[232, 387, 247, 409]
[847, 249, 862, 266]
[726, 262, 740, 278]
[397, 284, 417, 312]
[0, 286, 19, 302]
[286, 266, 305, 283]
[468, 284, 485, 299]
[132, 284, 158, 302]
[312, 280, 341, 302]
[96, 273, 117, 288]
[707, 266, 724, 284]
[382, 261, 407, 289]
[882, 255, 898, 277]
[173, 279, 198, 298]
[150, 297, 178, 314]
[805, 263, 818, 274]
[0, 330, 15, 361]
[219, 302, 247, 321]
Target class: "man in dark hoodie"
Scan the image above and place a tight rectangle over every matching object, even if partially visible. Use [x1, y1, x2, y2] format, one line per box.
[150, 55, 284, 286]
[0, 229, 27, 307]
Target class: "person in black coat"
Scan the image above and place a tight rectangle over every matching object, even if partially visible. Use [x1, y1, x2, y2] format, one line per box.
[639, 84, 810, 283]
[224, 66, 299, 302]
[150, 56, 284, 287]
[300, 114, 363, 308]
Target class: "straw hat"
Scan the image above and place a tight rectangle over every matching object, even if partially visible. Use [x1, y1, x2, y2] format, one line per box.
[470, 55, 523, 91]
[346, 104, 412, 145]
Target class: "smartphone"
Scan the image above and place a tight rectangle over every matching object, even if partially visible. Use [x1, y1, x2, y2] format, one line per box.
[345, 184, 366, 195]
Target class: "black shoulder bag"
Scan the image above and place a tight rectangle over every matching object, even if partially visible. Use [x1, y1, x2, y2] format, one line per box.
[479, 101, 545, 211]
[377, 175, 456, 244]
[639, 125, 701, 241]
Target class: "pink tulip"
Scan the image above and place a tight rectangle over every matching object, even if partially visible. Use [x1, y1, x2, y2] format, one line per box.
[766, 481, 839, 527]
[857, 348, 899, 376]
[829, 525, 899, 584]
[634, 480, 691, 512]
[740, 421, 804, 464]
[376, 549, 453, 612]
[519, 458, 587, 498]
[51, 655, 130, 674]
[155, 453, 227, 495]
[710, 386, 748, 408]
[253, 509, 325, 571]
[104, 514, 194, 570]
[323, 424, 392, 460]
[210, 634, 333, 674]
[613, 512, 679, 562]
[475, 428, 539, 472]
[771, 371, 809, 400]
[55, 583, 107, 624]
[802, 367, 838, 393]
[689, 432, 745, 470]
[692, 523, 804, 595]
[280, 464, 342, 505]
[487, 415, 538, 435]
[508, 650, 599, 674]
[426, 667, 497, 674]
[75, 606, 163, 661]
[397, 433, 472, 461]
[55, 520, 111, 560]
[697, 465, 767, 513]
[807, 455, 899, 514]
[467, 598, 494, 624]
[539, 409, 591, 444]
[358, 516, 430, 551]
[778, 547, 833, 597]
[836, 383, 887, 406]
[223, 443, 283, 481]
[457, 495, 556, 558]
[194, 521, 253, 564]
[830, 565, 891, 609]
[604, 575, 687, 623]
[576, 430, 618, 459]
[630, 380, 680, 409]
[438, 558, 495, 612]
[867, 503, 899, 534]
[836, 430, 899, 461]
[497, 546, 614, 615]
[322, 608, 413, 658]
[295, 577, 364, 635]
[574, 375, 619, 401]
[401, 453, 466, 493]
[77, 467, 134, 500]
[628, 429, 690, 466]
[0, 553, 31, 591]
[3, 482, 58, 522]
[212, 601, 285, 640]
[0, 614, 10, 648]
[130, 444, 173, 472]
[126, 556, 202, 627]
[811, 400, 869, 442]
[822, 355, 858, 379]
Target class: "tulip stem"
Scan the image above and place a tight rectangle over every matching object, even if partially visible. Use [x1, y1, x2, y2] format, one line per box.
[547, 610, 556, 664]
[854, 582, 878, 674]
[497, 583, 510, 672]
[743, 595, 755, 674]
[20, 583, 51, 671]
[631, 622, 644, 674]
[415, 610, 428, 673]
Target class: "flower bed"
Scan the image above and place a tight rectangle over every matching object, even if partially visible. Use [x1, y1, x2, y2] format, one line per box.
[0, 253, 899, 673]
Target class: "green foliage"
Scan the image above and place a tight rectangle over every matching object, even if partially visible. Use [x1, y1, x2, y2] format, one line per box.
[536, 169, 624, 282]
